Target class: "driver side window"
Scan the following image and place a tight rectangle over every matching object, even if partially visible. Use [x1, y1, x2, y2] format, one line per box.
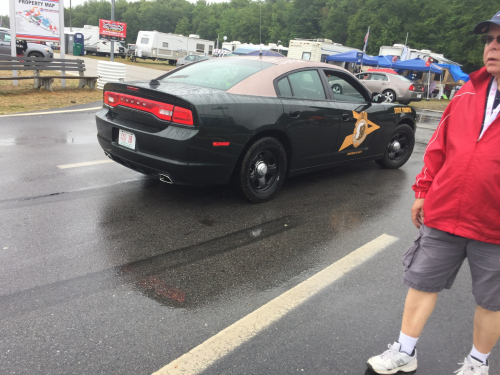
[323, 70, 366, 103]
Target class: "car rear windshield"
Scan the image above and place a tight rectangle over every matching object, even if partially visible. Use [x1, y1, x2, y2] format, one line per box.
[160, 58, 275, 90]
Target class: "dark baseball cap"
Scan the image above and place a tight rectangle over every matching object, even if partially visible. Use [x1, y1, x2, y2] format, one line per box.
[474, 10, 500, 34]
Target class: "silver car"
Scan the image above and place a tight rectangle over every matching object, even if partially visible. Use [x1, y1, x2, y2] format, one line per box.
[0, 28, 54, 58]
[355, 72, 424, 104]
[176, 54, 211, 67]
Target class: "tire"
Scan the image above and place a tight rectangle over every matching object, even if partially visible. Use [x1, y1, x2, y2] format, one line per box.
[383, 89, 396, 103]
[331, 83, 343, 94]
[375, 124, 415, 169]
[28, 52, 43, 58]
[233, 137, 287, 203]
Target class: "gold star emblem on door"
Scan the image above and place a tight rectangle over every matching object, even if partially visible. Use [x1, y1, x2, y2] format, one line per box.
[339, 111, 380, 151]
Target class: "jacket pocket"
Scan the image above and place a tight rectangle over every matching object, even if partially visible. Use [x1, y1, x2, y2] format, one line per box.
[403, 233, 422, 271]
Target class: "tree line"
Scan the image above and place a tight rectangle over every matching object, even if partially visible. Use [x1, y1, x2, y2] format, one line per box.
[2, 0, 499, 72]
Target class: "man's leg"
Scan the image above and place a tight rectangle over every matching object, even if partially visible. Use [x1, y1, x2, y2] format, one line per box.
[401, 288, 438, 338]
[473, 305, 500, 354]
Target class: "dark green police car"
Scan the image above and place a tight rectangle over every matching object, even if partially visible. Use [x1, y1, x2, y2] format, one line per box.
[95, 56, 416, 203]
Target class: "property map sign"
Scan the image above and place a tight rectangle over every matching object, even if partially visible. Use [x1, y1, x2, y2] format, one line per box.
[14, 0, 60, 41]
[99, 19, 126, 42]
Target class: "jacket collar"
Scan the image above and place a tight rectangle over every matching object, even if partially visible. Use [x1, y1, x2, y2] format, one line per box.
[468, 67, 493, 124]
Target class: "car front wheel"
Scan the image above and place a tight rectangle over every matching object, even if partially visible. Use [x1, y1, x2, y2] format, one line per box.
[234, 137, 287, 203]
[375, 124, 415, 169]
[28, 51, 44, 58]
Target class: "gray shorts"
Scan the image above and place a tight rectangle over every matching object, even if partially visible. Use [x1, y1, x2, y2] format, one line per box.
[403, 225, 500, 311]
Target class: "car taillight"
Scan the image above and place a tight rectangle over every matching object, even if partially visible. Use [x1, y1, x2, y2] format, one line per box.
[421, 86, 425, 92]
[409, 84, 415, 91]
[172, 106, 194, 126]
[103, 91, 194, 125]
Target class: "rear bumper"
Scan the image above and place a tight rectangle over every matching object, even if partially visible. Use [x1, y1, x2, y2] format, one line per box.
[400, 90, 424, 102]
[95, 109, 237, 186]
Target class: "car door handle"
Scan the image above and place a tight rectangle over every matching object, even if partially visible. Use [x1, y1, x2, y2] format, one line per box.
[341, 113, 351, 121]
[289, 110, 300, 118]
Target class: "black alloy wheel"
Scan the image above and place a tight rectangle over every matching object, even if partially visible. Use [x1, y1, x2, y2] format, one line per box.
[331, 84, 343, 94]
[234, 137, 287, 203]
[383, 89, 396, 103]
[375, 124, 415, 169]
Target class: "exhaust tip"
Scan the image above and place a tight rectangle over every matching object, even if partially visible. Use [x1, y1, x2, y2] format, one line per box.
[159, 174, 173, 184]
[104, 151, 113, 160]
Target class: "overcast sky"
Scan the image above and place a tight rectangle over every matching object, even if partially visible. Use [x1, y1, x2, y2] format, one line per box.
[1, 0, 227, 20]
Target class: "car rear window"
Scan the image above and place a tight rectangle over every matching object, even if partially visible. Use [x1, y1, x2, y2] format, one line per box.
[160, 58, 275, 90]
[394, 75, 413, 83]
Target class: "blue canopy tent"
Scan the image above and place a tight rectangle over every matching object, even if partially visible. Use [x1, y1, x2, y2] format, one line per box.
[373, 55, 398, 68]
[391, 58, 442, 74]
[391, 58, 443, 100]
[325, 51, 379, 66]
[436, 64, 470, 83]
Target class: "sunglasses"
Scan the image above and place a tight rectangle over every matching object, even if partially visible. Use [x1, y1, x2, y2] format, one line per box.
[481, 35, 500, 45]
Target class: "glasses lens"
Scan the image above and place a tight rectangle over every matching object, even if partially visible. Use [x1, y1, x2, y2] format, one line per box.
[481, 35, 500, 45]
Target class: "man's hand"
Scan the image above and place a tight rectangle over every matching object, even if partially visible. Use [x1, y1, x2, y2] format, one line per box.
[411, 198, 425, 228]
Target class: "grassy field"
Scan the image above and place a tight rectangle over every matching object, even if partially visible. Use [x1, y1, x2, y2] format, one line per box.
[0, 70, 103, 115]
[410, 99, 449, 112]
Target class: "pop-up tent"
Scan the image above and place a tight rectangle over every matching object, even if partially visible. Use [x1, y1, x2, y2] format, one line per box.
[373, 55, 397, 68]
[325, 51, 378, 66]
[436, 64, 469, 83]
[391, 58, 442, 74]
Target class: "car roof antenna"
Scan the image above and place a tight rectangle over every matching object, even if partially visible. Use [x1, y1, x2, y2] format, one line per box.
[150, 79, 160, 88]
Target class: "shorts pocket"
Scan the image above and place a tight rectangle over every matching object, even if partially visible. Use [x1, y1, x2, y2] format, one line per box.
[403, 233, 422, 271]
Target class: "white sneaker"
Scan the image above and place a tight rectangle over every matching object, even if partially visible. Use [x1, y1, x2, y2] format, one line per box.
[367, 342, 418, 374]
[454, 355, 489, 375]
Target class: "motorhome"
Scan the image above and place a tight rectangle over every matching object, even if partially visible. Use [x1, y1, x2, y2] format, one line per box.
[134, 31, 214, 64]
[379, 44, 460, 65]
[288, 38, 359, 62]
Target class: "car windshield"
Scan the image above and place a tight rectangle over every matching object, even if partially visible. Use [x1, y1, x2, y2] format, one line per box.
[160, 58, 275, 90]
[394, 75, 413, 83]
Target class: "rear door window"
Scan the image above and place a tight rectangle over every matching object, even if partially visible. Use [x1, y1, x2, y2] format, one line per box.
[287, 70, 326, 100]
[277, 77, 293, 97]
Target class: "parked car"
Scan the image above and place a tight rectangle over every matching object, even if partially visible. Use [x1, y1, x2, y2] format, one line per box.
[0, 28, 53, 58]
[96, 56, 416, 203]
[176, 54, 211, 67]
[355, 71, 425, 104]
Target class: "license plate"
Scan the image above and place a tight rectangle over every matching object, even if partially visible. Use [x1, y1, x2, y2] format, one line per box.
[118, 129, 136, 150]
[417, 94, 422, 98]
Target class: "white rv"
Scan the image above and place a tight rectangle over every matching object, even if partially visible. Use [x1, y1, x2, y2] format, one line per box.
[288, 38, 359, 62]
[135, 31, 214, 64]
[379, 44, 461, 65]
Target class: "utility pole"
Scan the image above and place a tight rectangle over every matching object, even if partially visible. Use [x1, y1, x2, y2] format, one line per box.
[110, 0, 115, 62]
[69, 0, 72, 32]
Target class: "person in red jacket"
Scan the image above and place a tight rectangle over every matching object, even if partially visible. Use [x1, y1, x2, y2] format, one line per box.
[367, 10, 500, 375]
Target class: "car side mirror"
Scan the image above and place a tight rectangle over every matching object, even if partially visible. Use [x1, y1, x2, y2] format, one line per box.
[372, 92, 385, 104]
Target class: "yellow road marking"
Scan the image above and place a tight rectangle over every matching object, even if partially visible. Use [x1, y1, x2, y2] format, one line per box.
[153, 234, 399, 375]
[0, 107, 101, 118]
[57, 159, 113, 169]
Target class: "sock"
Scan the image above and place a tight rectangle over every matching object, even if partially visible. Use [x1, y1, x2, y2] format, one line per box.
[398, 331, 418, 355]
[470, 345, 490, 365]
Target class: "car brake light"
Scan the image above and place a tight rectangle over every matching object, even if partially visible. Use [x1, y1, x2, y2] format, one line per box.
[421, 86, 425, 92]
[103, 91, 194, 125]
[172, 106, 194, 126]
[409, 84, 415, 91]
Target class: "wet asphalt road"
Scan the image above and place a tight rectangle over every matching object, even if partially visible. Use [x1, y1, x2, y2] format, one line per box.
[0, 107, 497, 375]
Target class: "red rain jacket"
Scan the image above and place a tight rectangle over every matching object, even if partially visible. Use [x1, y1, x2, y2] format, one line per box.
[412, 67, 500, 245]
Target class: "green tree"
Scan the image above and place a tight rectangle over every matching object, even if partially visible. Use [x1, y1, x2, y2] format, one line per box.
[175, 16, 191, 35]
[0, 15, 9, 28]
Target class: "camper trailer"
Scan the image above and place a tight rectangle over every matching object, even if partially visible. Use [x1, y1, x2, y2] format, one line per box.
[134, 31, 214, 64]
[288, 39, 358, 62]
